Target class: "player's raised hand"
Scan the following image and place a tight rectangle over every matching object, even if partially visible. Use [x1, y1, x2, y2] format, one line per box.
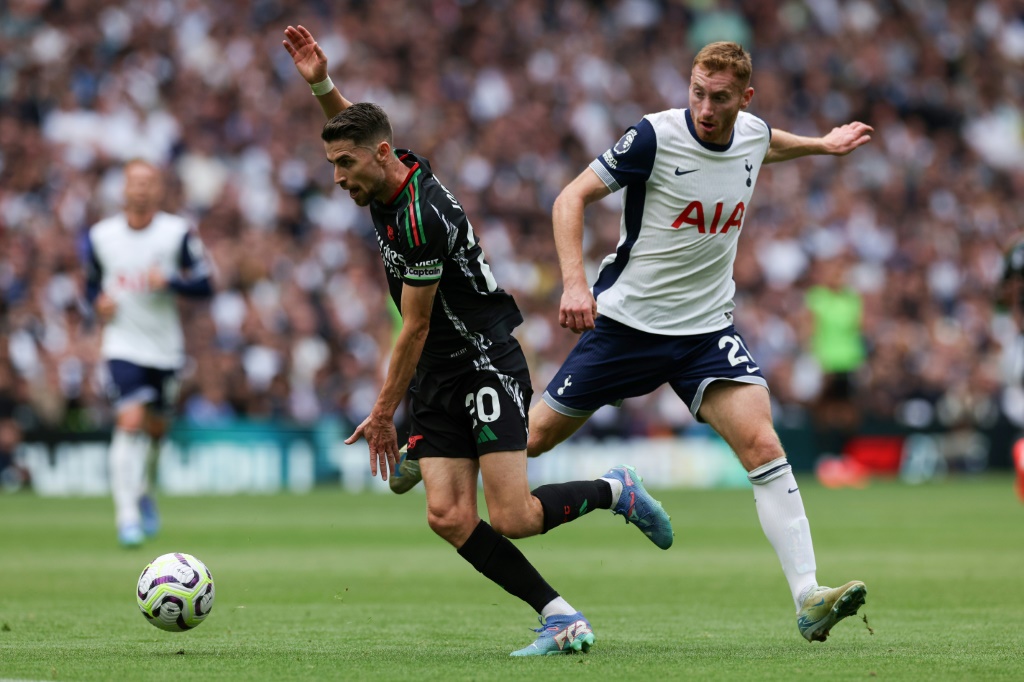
[282, 24, 329, 84]
[559, 282, 597, 334]
[822, 121, 873, 156]
[344, 411, 398, 481]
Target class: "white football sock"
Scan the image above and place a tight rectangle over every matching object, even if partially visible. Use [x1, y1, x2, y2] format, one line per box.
[540, 596, 577, 619]
[599, 478, 623, 507]
[748, 457, 818, 610]
[109, 429, 148, 528]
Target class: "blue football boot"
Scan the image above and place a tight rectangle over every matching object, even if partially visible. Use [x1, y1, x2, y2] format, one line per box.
[118, 523, 144, 548]
[604, 464, 674, 549]
[139, 493, 160, 538]
[388, 445, 422, 494]
[510, 612, 595, 657]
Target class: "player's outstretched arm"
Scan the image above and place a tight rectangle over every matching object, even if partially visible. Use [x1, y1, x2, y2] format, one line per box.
[551, 169, 611, 334]
[764, 121, 873, 164]
[344, 281, 437, 481]
[282, 24, 352, 119]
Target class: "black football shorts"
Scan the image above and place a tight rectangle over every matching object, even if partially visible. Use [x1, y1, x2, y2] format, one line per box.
[405, 339, 532, 459]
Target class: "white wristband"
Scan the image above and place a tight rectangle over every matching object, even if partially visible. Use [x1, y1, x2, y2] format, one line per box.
[310, 76, 334, 96]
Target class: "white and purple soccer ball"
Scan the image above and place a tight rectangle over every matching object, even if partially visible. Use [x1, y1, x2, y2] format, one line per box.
[136, 552, 215, 632]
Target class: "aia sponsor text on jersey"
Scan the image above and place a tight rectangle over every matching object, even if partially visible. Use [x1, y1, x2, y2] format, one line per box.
[671, 201, 745, 234]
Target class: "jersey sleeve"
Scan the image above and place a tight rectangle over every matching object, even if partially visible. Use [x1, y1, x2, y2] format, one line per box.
[1003, 243, 1024, 282]
[168, 229, 214, 298]
[399, 202, 448, 287]
[81, 230, 103, 305]
[588, 117, 658, 192]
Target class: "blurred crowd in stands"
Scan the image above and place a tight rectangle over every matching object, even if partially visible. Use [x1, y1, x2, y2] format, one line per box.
[2, 0, 1024, 472]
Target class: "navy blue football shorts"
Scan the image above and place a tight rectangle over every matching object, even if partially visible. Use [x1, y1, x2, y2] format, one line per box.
[406, 339, 532, 460]
[542, 316, 767, 423]
[107, 359, 179, 414]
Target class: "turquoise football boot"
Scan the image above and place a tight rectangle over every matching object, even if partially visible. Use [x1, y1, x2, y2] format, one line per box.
[604, 464, 674, 549]
[510, 612, 595, 657]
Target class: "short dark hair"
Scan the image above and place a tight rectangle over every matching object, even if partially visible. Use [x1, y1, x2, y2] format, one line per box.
[321, 102, 394, 148]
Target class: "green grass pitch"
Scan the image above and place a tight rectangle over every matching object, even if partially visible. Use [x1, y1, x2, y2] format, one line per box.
[2, 476, 1023, 681]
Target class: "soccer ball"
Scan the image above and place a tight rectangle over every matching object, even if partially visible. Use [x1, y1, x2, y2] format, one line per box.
[136, 552, 215, 632]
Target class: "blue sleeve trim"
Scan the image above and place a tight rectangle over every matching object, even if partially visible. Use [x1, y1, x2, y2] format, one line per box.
[170, 230, 214, 298]
[81, 231, 102, 305]
[593, 118, 657, 189]
[168, 275, 213, 298]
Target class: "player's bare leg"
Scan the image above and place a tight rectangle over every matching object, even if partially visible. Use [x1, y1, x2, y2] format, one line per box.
[421, 455, 594, 655]
[478, 449, 544, 537]
[526, 401, 589, 457]
[700, 381, 866, 640]
[420, 457, 482, 547]
[109, 402, 149, 547]
[139, 412, 167, 538]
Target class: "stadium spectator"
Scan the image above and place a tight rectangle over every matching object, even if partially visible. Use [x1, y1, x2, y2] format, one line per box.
[801, 253, 866, 457]
[997, 235, 1024, 426]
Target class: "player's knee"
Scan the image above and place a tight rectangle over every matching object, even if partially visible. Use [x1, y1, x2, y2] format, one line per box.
[425, 504, 476, 545]
[738, 429, 786, 470]
[487, 501, 536, 539]
[488, 513, 525, 539]
[527, 428, 559, 458]
[145, 416, 167, 440]
[116, 406, 146, 432]
[526, 430, 546, 458]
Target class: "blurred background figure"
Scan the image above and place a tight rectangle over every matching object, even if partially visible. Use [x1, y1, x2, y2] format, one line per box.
[997, 235, 1024, 423]
[996, 234, 1024, 500]
[82, 160, 214, 546]
[801, 254, 865, 459]
[0, 353, 28, 490]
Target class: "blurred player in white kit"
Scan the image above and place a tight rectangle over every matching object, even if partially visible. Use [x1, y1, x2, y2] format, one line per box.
[83, 160, 214, 547]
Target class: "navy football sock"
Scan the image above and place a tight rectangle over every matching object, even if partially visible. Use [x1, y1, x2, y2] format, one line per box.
[531, 480, 612, 533]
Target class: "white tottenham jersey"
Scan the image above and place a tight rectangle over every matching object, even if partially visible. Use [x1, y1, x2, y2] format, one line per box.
[87, 212, 197, 368]
[588, 109, 771, 335]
